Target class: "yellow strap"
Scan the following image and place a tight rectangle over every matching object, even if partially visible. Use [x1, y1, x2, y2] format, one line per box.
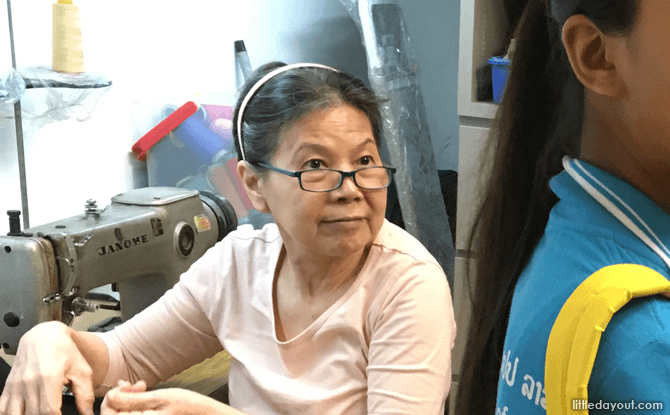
[545, 264, 670, 414]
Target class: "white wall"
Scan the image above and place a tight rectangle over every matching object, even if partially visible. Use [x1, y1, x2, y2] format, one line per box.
[0, 0, 458, 234]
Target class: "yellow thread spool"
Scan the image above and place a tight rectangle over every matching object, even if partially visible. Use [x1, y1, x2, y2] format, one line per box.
[52, 0, 84, 73]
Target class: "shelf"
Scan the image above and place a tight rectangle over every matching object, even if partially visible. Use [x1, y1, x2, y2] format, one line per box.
[457, 0, 505, 119]
[456, 124, 489, 251]
[21, 66, 112, 90]
[458, 99, 498, 120]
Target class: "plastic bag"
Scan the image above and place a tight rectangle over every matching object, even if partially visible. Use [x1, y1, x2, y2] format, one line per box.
[338, 0, 455, 284]
[0, 66, 111, 125]
[0, 68, 26, 105]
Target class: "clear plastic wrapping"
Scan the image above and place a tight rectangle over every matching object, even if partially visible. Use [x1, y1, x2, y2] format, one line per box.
[0, 66, 111, 125]
[0, 68, 26, 104]
[339, 0, 455, 285]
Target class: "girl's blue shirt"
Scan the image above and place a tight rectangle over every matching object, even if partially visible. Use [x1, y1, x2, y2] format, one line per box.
[494, 160, 670, 414]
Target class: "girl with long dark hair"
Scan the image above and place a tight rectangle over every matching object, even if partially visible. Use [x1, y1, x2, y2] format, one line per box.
[456, 0, 670, 413]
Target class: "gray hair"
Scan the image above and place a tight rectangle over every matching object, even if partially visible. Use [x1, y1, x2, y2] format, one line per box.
[232, 61, 385, 173]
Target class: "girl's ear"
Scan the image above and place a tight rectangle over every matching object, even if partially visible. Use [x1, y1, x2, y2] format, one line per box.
[562, 14, 628, 99]
[237, 161, 271, 213]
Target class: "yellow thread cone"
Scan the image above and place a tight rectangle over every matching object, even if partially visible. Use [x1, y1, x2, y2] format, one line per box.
[52, 1, 84, 73]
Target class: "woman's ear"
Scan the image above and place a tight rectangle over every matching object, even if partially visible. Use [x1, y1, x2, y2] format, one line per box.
[237, 161, 271, 213]
[562, 14, 628, 99]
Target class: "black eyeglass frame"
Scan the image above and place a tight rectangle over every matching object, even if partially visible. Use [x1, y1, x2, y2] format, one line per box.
[252, 162, 397, 192]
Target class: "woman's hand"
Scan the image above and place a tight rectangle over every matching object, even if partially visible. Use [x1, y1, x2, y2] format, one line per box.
[0, 321, 96, 415]
[101, 381, 245, 415]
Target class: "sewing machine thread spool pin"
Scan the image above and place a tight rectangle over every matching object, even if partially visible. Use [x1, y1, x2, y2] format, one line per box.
[7, 210, 23, 236]
[85, 199, 101, 216]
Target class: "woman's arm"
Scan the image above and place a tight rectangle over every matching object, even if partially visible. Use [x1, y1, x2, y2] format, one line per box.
[367, 262, 456, 414]
[92, 279, 226, 393]
[70, 327, 111, 388]
[93, 237, 238, 393]
[0, 320, 111, 415]
[100, 381, 247, 415]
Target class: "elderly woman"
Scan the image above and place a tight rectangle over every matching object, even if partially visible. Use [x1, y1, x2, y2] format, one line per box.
[0, 62, 456, 415]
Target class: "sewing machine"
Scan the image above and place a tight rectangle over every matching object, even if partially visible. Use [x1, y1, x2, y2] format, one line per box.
[0, 187, 237, 356]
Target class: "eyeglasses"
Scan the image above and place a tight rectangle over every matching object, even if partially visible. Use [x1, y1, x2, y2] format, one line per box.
[253, 162, 396, 192]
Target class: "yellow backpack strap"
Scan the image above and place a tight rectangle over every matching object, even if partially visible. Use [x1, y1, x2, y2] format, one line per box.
[545, 264, 670, 414]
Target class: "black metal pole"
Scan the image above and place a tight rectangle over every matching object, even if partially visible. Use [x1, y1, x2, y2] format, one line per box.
[7, 0, 30, 229]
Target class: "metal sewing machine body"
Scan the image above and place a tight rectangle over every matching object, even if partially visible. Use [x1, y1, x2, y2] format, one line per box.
[0, 187, 237, 356]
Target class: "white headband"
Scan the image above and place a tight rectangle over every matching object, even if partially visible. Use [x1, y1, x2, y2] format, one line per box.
[236, 62, 339, 160]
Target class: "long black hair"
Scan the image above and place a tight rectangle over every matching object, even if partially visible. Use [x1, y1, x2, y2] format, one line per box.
[454, 0, 638, 413]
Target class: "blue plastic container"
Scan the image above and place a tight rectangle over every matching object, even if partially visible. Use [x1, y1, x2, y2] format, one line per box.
[145, 105, 234, 187]
[489, 56, 511, 103]
[159, 105, 229, 166]
[143, 105, 274, 230]
[145, 106, 211, 187]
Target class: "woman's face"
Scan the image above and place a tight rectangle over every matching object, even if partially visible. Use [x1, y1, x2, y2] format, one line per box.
[258, 103, 387, 259]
